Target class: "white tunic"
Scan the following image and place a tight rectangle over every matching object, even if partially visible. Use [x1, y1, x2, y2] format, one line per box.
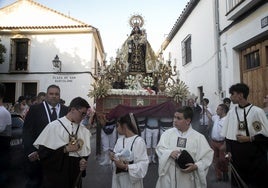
[221, 105, 268, 140]
[156, 127, 213, 188]
[33, 116, 91, 157]
[211, 115, 226, 141]
[112, 135, 149, 188]
[0, 106, 11, 135]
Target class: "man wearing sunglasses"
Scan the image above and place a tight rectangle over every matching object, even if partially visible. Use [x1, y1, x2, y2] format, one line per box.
[33, 97, 91, 188]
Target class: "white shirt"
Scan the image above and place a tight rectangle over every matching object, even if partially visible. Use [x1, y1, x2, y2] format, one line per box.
[200, 106, 212, 125]
[211, 115, 225, 141]
[0, 106, 12, 136]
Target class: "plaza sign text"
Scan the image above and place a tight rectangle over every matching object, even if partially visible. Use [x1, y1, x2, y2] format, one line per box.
[53, 75, 76, 83]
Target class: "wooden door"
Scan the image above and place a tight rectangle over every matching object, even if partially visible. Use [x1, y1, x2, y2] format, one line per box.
[240, 39, 268, 107]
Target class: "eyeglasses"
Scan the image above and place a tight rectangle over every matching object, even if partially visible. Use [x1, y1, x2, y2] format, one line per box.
[76, 109, 87, 117]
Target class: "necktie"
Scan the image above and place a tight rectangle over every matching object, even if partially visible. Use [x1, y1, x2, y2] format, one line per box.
[51, 107, 57, 121]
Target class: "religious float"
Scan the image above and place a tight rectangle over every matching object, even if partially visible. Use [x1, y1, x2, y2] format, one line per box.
[88, 15, 190, 154]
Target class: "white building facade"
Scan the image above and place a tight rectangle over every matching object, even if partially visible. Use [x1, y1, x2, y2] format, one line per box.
[160, 0, 268, 109]
[218, 0, 268, 107]
[160, 0, 220, 111]
[0, 0, 104, 105]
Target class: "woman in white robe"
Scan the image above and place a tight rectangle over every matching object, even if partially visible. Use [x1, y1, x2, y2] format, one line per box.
[110, 113, 149, 188]
[156, 106, 213, 188]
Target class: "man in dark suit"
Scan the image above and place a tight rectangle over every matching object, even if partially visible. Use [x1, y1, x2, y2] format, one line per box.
[23, 85, 68, 188]
[187, 98, 202, 131]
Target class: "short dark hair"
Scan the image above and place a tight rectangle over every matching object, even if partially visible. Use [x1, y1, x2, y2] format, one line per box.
[202, 98, 209, 104]
[18, 96, 25, 103]
[176, 106, 193, 121]
[219, 103, 229, 114]
[69, 97, 90, 110]
[229, 83, 249, 99]
[37, 92, 46, 98]
[0, 83, 6, 99]
[223, 98, 231, 104]
[47, 85, 60, 93]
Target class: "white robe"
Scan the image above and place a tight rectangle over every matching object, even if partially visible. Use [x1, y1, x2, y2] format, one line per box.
[221, 105, 268, 140]
[156, 127, 213, 188]
[33, 116, 91, 157]
[112, 135, 149, 188]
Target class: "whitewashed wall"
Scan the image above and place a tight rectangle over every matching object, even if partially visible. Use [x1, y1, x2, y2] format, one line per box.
[0, 32, 97, 105]
[0, 73, 93, 106]
[218, 2, 268, 96]
[0, 33, 94, 72]
[163, 0, 219, 111]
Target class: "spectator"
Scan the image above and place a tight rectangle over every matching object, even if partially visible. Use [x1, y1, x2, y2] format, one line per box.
[0, 83, 12, 187]
[33, 97, 91, 188]
[206, 104, 229, 181]
[30, 96, 38, 105]
[187, 98, 201, 131]
[37, 92, 46, 104]
[17, 95, 28, 119]
[156, 106, 213, 188]
[110, 113, 149, 188]
[10, 103, 24, 139]
[199, 98, 212, 140]
[100, 117, 117, 166]
[23, 84, 68, 188]
[223, 97, 231, 109]
[221, 83, 268, 187]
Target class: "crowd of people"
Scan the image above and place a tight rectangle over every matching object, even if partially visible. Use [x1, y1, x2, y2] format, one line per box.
[0, 82, 268, 188]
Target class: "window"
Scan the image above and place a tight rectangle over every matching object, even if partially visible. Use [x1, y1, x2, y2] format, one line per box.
[226, 0, 244, 13]
[22, 82, 37, 98]
[2, 83, 16, 104]
[10, 38, 29, 71]
[182, 35, 191, 66]
[244, 50, 260, 70]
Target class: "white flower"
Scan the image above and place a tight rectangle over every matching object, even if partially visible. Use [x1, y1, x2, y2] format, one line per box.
[142, 76, 154, 87]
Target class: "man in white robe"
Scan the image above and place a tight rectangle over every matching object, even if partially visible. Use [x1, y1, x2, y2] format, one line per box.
[221, 83, 268, 187]
[33, 97, 91, 188]
[156, 106, 213, 188]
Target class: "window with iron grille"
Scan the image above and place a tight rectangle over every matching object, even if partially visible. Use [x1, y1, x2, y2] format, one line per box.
[244, 50, 260, 70]
[10, 38, 29, 71]
[182, 35, 191, 66]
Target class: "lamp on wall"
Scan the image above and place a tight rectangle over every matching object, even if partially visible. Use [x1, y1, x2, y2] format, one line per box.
[52, 55, 61, 72]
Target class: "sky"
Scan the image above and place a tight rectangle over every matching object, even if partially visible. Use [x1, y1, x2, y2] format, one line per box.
[0, 0, 189, 59]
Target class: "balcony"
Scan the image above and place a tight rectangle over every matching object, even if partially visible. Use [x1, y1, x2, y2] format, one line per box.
[226, 0, 262, 21]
